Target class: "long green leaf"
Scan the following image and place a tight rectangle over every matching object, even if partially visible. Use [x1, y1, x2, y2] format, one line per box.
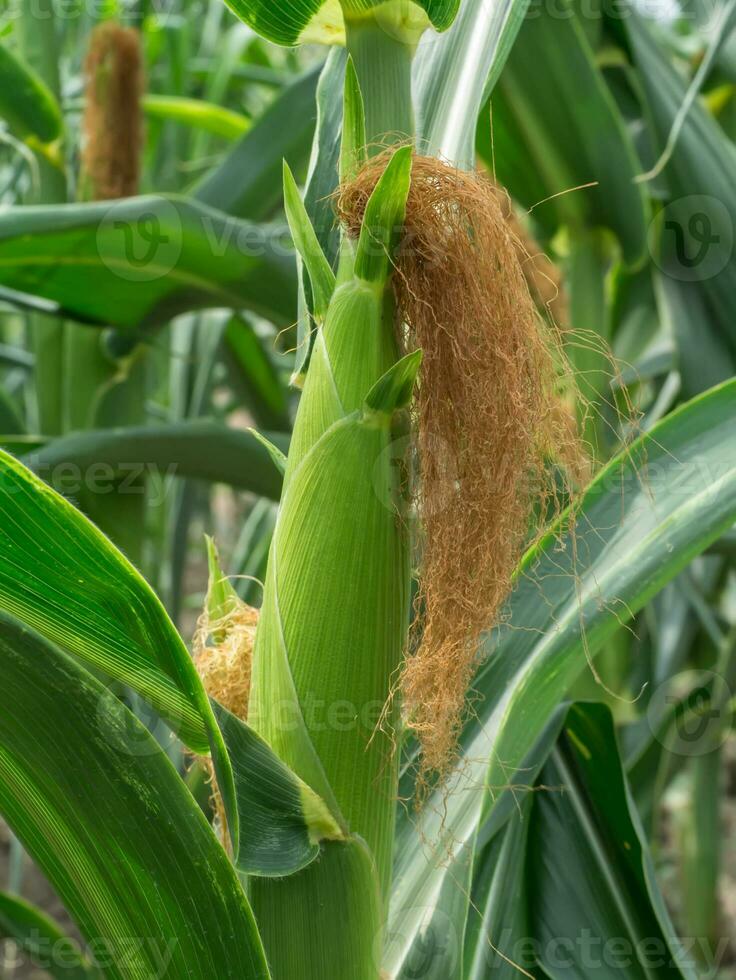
[388, 379, 736, 975]
[0, 196, 296, 329]
[142, 94, 250, 139]
[293, 49, 346, 380]
[0, 613, 271, 979]
[0, 892, 95, 980]
[480, 0, 649, 265]
[21, 421, 288, 500]
[195, 65, 321, 221]
[627, 9, 736, 356]
[413, 0, 530, 166]
[528, 704, 693, 979]
[464, 704, 692, 979]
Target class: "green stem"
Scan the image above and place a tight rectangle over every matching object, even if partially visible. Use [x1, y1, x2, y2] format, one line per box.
[345, 15, 415, 148]
[17, 0, 67, 434]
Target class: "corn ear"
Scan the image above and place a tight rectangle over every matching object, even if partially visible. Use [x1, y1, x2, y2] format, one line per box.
[247, 80, 418, 980]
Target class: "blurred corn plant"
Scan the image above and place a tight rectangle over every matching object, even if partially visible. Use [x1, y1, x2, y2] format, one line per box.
[0, 0, 734, 977]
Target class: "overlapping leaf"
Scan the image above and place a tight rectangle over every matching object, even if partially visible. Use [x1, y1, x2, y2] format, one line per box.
[463, 704, 693, 980]
[0, 196, 295, 330]
[388, 379, 736, 976]
[20, 421, 288, 501]
[626, 8, 736, 355]
[0, 613, 271, 979]
[0, 892, 95, 980]
[480, 0, 649, 265]
[0, 449, 337, 876]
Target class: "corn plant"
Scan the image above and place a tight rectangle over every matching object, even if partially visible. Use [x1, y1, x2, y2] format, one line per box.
[0, 0, 735, 977]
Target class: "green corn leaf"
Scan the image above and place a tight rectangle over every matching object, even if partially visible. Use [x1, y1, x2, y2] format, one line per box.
[0, 613, 271, 980]
[0, 892, 96, 980]
[388, 378, 736, 976]
[364, 348, 422, 416]
[216, 703, 345, 875]
[463, 704, 691, 979]
[480, 0, 649, 266]
[283, 160, 336, 321]
[626, 9, 736, 357]
[527, 704, 694, 979]
[0, 196, 296, 330]
[0, 450, 338, 876]
[355, 144, 413, 283]
[195, 65, 321, 221]
[20, 421, 288, 500]
[223, 313, 292, 433]
[340, 56, 367, 181]
[221, 0, 459, 47]
[248, 427, 288, 475]
[142, 94, 250, 139]
[413, 0, 530, 166]
[0, 42, 62, 144]
[294, 51, 347, 382]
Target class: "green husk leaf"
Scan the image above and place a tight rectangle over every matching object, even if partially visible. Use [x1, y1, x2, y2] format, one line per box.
[354, 143, 413, 283]
[204, 535, 241, 640]
[364, 347, 422, 417]
[248, 427, 289, 476]
[340, 56, 367, 182]
[283, 160, 336, 322]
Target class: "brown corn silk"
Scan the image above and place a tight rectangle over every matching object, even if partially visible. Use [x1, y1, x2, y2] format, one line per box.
[82, 22, 143, 200]
[339, 154, 586, 780]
